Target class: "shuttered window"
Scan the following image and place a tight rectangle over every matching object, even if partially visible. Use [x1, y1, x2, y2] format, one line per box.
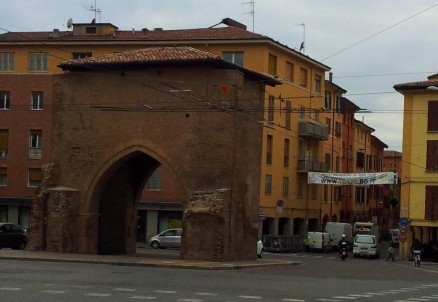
[28, 168, 42, 187]
[425, 186, 438, 220]
[428, 101, 438, 131]
[0, 129, 8, 158]
[426, 140, 438, 172]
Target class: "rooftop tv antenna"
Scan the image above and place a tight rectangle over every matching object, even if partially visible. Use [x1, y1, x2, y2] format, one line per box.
[85, 0, 101, 23]
[242, 0, 254, 32]
[296, 23, 305, 54]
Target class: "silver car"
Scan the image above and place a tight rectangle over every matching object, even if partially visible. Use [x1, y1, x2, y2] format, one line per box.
[149, 228, 182, 249]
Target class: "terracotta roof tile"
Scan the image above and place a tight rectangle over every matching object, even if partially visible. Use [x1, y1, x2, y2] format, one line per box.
[59, 46, 221, 67]
[0, 27, 268, 42]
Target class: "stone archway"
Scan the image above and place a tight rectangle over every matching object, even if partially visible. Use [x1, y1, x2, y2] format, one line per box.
[27, 61, 269, 261]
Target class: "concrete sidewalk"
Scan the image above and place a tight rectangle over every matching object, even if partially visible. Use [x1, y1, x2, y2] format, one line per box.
[0, 248, 300, 270]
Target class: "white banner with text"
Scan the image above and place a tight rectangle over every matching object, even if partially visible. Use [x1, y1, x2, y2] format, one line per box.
[307, 172, 398, 185]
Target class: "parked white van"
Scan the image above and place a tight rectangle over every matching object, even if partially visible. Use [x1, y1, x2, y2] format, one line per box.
[353, 234, 381, 258]
[306, 232, 331, 252]
[324, 222, 353, 250]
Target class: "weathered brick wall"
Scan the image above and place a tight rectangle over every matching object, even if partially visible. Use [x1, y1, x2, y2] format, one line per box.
[40, 65, 264, 260]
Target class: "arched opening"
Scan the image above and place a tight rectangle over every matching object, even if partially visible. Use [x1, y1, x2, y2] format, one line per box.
[91, 151, 161, 255]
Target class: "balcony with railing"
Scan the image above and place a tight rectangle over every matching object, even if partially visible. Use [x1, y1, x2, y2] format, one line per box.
[298, 119, 329, 140]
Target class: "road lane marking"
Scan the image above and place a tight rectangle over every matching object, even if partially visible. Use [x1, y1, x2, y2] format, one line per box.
[42, 290, 66, 294]
[332, 296, 358, 300]
[85, 293, 112, 297]
[0, 287, 21, 291]
[177, 299, 203, 302]
[195, 292, 218, 296]
[282, 299, 306, 301]
[238, 295, 262, 299]
[130, 296, 157, 300]
[114, 288, 136, 292]
[155, 290, 177, 294]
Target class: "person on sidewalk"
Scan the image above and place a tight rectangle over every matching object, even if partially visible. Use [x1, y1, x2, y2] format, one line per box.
[386, 242, 395, 262]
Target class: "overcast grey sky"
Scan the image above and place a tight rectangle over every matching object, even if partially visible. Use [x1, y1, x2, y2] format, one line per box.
[2, 1, 438, 151]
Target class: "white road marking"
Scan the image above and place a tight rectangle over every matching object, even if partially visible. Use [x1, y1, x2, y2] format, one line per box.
[195, 292, 218, 296]
[0, 287, 21, 291]
[130, 296, 157, 300]
[282, 299, 306, 301]
[42, 290, 66, 294]
[238, 295, 262, 299]
[177, 299, 203, 302]
[85, 293, 112, 297]
[114, 288, 136, 292]
[332, 296, 358, 300]
[154, 290, 177, 294]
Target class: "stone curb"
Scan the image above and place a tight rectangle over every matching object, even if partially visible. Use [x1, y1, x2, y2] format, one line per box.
[0, 250, 301, 270]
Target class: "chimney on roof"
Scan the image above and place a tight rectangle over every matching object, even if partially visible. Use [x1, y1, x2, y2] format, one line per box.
[329, 72, 333, 82]
[52, 28, 60, 37]
[142, 28, 149, 34]
[221, 18, 246, 30]
[153, 28, 163, 31]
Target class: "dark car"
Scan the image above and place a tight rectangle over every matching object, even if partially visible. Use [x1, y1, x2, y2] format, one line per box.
[0, 223, 27, 250]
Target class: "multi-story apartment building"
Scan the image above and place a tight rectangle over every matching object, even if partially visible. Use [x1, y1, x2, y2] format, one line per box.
[394, 73, 438, 260]
[0, 19, 388, 242]
[382, 150, 402, 230]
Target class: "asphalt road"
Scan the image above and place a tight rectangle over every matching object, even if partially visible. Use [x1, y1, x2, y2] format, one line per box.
[1, 245, 437, 302]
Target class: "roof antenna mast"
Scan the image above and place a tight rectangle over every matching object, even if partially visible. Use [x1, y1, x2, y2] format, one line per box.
[296, 23, 305, 54]
[242, 0, 255, 32]
[85, 0, 101, 23]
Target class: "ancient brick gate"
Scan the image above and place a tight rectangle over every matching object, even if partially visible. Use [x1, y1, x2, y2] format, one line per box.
[27, 53, 276, 261]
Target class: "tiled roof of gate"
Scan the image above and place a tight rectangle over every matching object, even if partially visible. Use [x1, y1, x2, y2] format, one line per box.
[394, 73, 438, 91]
[59, 46, 221, 66]
[58, 46, 281, 85]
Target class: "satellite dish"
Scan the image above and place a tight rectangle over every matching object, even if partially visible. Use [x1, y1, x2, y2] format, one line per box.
[67, 18, 73, 29]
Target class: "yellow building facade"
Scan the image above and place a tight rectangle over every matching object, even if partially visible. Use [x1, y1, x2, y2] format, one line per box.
[394, 73, 438, 260]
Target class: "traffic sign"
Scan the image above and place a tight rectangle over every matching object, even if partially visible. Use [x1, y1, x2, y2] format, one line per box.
[399, 217, 408, 226]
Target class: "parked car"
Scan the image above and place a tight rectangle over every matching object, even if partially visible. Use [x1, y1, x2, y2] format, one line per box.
[148, 228, 182, 249]
[257, 239, 263, 258]
[0, 223, 27, 250]
[353, 234, 380, 258]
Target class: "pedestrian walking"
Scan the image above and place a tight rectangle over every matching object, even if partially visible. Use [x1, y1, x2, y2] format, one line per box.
[386, 242, 395, 262]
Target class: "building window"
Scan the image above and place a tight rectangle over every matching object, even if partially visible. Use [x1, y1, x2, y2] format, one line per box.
[267, 94, 275, 122]
[428, 101, 438, 131]
[0, 129, 9, 158]
[285, 61, 294, 82]
[297, 181, 303, 198]
[85, 27, 97, 34]
[335, 121, 342, 137]
[356, 151, 365, 169]
[335, 96, 341, 113]
[222, 51, 243, 66]
[283, 138, 290, 167]
[299, 68, 308, 87]
[29, 53, 48, 72]
[0, 91, 10, 109]
[282, 177, 289, 196]
[72, 52, 92, 59]
[266, 135, 273, 165]
[334, 187, 341, 202]
[0, 167, 6, 186]
[29, 130, 42, 159]
[300, 105, 306, 119]
[325, 153, 331, 171]
[325, 91, 332, 109]
[326, 117, 331, 135]
[425, 185, 438, 220]
[355, 187, 365, 203]
[0, 53, 14, 72]
[0, 206, 7, 222]
[268, 54, 277, 76]
[146, 170, 161, 190]
[31, 91, 43, 110]
[336, 156, 340, 172]
[314, 75, 322, 93]
[285, 100, 291, 129]
[265, 174, 272, 194]
[426, 140, 438, 172]
[28, 168, 42, 187]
